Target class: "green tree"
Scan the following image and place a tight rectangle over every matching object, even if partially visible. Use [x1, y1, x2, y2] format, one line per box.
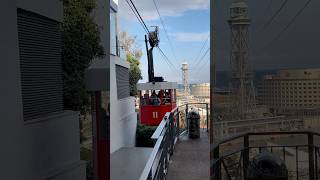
[61, 0, 104, 114]
[127, 54, 143, 96]
[119, 31, 143, 96]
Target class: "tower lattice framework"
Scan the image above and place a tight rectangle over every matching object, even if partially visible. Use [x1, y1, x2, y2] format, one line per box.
[228, 0, 256, 119]
[181, 62, 190, 97]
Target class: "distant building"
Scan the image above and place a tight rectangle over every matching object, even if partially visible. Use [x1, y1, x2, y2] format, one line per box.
[191, 83, 210, 98]
[258, 68, 320, 115]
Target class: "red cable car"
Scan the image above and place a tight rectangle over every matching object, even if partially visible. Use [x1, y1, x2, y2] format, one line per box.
[137, 82, 177, 126]
[138, 27, 178, 126]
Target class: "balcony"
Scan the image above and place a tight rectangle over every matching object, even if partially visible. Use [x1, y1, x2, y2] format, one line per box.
[212, 131, 320, 180]
[111, 103, 210, 180]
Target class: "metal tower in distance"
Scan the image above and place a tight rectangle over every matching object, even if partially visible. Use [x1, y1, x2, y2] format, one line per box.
[181, 62, 190, 97]
[228, 0, 256, 119]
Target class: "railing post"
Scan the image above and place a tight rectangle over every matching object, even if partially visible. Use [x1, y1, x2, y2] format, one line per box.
[177, 109, 180, 138]
[316, 147, 318, 180]
[186, 104, 189, 133]
[243, 135, 249, 180]
[206, 103, 209, 132]
[213, 145, 220, 180]
[170, 112, 174, 155]
[308, 133, 315, 180]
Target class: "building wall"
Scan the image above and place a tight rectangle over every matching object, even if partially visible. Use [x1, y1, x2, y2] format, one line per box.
[0, 1, 85, 179]
[258, 69, 320, 114]
[191, 83, 210, 98]
[110, 56, 137, 153]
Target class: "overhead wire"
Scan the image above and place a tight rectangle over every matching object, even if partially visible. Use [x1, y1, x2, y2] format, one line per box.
[259, 0, 289, 31]
[157, 47, 181, 77]
[128, 0, 150, 33]
[264, 0, 312, 48]
[193, 48, 210, 75]
[190, 34, 210, 67]
[125, 0, 149, 33]
[152, 0, 179, 64]
[125, 0, 180, 79]
[258, 0, 312, 54]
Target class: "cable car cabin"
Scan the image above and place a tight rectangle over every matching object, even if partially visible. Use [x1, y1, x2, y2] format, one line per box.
[137, 82, 177, 126]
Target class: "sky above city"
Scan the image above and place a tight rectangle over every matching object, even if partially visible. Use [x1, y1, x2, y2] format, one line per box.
[118, 0, 210, 84]
[215, 0, 320, 71]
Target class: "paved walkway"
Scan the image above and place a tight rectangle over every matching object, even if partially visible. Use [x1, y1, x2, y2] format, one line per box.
[167, 130, 210, 180]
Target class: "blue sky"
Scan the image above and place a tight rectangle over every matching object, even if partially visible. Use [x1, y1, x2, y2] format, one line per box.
[118, 0, 210, 84]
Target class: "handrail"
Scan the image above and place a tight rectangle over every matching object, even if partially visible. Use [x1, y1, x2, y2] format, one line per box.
[139, 136, 164, 180]
[213, 115, 286, 125]
[151, 112, 170, 139]
[213, 131, 320, 149]
[139, 107, 180, 180]
[178, 102, 209, 108]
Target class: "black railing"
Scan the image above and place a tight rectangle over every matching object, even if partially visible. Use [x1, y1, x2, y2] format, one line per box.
[212, 131, 320, 180]
[179, 103, 210, 133]
[139, 103, 210, 180]
[139, 107, 180, 180]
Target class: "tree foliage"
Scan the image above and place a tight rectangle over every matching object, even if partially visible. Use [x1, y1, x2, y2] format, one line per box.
[118, 31, 143, 96]
[61, 0, 104, 113]
[127, 54, 143, 96]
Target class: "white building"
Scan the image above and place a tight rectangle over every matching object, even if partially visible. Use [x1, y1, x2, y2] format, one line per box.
[191, 83, 210, 98]
[258, 68, 320, 115]
[0, 0, 85, 179]
[109, 0, 137, 154]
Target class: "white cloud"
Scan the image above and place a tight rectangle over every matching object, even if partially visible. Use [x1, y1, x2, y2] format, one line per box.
[174, 32, 209, 42]
[118, 0, 210, 22]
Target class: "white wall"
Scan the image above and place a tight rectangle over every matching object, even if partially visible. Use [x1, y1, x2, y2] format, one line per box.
[23, 111, 86, 180]
[110, 56, 137, 153]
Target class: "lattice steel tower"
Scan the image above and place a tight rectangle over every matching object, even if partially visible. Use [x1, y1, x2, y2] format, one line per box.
[228, 0, 256, 119]
[181, 62, 190, 97]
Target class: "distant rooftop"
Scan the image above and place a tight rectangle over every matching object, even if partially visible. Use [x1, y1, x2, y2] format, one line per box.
[263, 68, 320, 80]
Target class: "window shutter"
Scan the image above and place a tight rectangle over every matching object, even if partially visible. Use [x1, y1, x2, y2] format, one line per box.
[17, 8, 63, 121]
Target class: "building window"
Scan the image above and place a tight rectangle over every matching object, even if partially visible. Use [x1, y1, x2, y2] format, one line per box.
[17, 9, 63, 121]
[110, 9, 117, 55]
[116, 65, 130, 99]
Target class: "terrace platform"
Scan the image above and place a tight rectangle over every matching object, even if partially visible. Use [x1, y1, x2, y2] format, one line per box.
[111, 147, 153, 180]
[167, 130, 210, 180]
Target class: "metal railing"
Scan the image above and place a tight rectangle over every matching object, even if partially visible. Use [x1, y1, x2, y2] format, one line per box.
[213, 116, 305, 139]
[139, 107, 180, 180]
[139, 103, 210, 180]
[179, 103, 210, 133]
[212, 131, 320, 180]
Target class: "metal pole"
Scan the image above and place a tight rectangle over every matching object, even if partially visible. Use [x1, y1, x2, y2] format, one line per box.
[296, 146, 299, 180]
[316, 147, 318, 180]
[177, 108, 180, 137]
[213, 145, 220, 180]
[206, 103, 209, 132]
[186, 104, 189, 133]
[308, 133, 315, 180]
[243, 135, 249, 180]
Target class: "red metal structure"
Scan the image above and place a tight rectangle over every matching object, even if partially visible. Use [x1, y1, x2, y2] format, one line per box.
[138, 82, 177, 126]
